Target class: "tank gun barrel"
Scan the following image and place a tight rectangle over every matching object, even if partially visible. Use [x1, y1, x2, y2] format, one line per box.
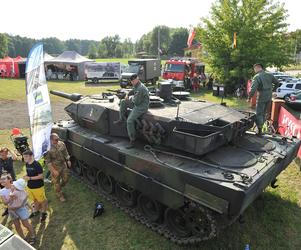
[50, 90, 82, 102]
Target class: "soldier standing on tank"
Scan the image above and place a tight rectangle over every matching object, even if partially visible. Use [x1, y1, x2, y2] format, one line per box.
[248, 63, 279, 136]
[45, 133, 71, 202]
[114, 74, 149, 145]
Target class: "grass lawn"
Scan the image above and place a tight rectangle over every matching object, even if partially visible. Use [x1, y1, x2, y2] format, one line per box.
[0, 79, 300, 250]
[0, 79, 246, 109]
[0, 79, 119, 103]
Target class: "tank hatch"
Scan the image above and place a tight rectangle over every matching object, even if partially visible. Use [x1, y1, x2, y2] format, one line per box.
[235, 134, 275, 152]
[205, 147, 257, 168]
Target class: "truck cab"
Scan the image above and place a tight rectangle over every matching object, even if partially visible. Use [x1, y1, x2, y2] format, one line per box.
[162, 58, 205, 89]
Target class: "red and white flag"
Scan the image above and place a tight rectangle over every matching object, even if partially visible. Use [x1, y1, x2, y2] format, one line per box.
[187, 27, 196, 47]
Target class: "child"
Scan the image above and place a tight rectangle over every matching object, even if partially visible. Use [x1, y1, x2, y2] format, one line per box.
[7, 178, 36, 245]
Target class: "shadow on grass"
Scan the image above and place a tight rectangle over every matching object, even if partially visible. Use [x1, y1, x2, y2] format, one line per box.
[187, 191, 301, 250]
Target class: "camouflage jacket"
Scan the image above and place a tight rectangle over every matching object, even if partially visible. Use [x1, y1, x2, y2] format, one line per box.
[129, 82, 149, 112]
[45, 141, 70, 168]
[249, 70, 279, 102]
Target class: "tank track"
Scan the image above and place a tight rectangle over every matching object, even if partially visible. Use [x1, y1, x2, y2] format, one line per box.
[71, 167, 217, 245]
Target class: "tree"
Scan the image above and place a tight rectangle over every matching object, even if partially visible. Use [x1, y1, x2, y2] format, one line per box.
[65, 39, 81, 53]
[98, 41, 108, 58]
[0, 33, 9, 58]
[42, 37, 65, 55]
[122, 38, 134, 57]
[150, 26, 170, 55]
[198, 0, 292, 87]
[169, 28, 189, 56]
[88, 43, 98, 59]
[101, 35, 121, 57]
[287, 29, 301, 63]
[115, 44, 124, 58]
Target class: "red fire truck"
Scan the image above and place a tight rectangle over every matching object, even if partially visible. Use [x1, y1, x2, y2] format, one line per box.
[162, 57, 205, 88]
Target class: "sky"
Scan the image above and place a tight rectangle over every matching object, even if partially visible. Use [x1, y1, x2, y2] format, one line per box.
[1, 0, 300, 41]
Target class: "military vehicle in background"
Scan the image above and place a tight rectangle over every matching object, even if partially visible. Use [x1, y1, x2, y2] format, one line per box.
[121, 59, 161, 86]
[50, 85, 300, 245]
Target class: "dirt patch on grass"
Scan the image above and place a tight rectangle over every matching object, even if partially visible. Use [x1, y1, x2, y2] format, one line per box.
[0, 100, 70, 129]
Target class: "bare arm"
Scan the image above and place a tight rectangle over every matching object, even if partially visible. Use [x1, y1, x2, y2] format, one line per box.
[27, 174, 43, 180]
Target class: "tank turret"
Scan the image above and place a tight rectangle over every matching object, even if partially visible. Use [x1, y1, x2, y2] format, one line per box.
[51, 89, 255, 156]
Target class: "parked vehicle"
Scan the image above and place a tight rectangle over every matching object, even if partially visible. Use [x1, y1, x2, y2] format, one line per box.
[275, 81, 301, 98]
[85, 62, 121, 83]
[162, 57, 205, 90]
[284, 90, 301, 109]
[121, 59, 161, 86]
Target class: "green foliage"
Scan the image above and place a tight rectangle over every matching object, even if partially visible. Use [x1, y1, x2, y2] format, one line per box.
[287, 29, 301, 63]
[198, 0, 292, 87]
[135, 26, 189, 56]
[88, 43, 98, 59]
[98, 42, 108, 58]
[150, 26, 170, 55]
[100, 35, 121, 58]
[169, 28, 189, 56]
[41, 37, 65, 55]
[0, 33, 8, 57]
[5, 26, 188, 59]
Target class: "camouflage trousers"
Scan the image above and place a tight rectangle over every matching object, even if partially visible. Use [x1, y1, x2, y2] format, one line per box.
[52, 164, 70, 196]
[255, 101, 271, 129]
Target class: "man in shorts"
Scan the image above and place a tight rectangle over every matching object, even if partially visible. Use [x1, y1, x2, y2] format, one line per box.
[23, 150, 48, 223]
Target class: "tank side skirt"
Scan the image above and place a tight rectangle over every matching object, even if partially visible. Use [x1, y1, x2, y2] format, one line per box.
[68, 140, 186, 209]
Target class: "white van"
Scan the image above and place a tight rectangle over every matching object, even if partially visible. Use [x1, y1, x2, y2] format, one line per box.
[85, 62, 121, 83]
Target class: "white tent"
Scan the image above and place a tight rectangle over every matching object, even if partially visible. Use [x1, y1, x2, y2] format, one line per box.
[45, 51, 94, 80]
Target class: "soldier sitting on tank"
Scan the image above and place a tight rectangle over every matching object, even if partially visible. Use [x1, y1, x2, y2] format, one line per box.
[247, 63, 279, 136]
[114, 74, 150, 145]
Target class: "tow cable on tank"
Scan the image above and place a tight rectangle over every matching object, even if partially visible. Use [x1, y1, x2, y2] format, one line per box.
[144, 145, 252, 184]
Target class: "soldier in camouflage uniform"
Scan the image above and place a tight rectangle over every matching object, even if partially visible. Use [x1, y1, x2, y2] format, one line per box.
[248, 63, 279, 135]
[114, 74, 150, 144]
[45, 133, 71, 202]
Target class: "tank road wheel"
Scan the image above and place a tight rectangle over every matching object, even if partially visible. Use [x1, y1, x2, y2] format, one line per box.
[72, 159, 83, 176]
[185, 206, 216, 239]
[97, 171, 115, 194]
[165, 208, 191, 237]
[115, 182, 137, 207]
[84, 166, 97, 185]
[138, 194, 163, 222]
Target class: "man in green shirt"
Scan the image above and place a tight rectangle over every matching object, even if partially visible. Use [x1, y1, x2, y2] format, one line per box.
[248, 63, 279, 135]
[114, 74, 149, 144]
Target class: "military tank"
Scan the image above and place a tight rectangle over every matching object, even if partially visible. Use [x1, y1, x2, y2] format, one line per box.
[50, 86, 300, 245]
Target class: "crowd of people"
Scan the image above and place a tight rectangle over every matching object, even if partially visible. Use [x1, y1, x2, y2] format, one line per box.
[0, 133, 71, 245]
